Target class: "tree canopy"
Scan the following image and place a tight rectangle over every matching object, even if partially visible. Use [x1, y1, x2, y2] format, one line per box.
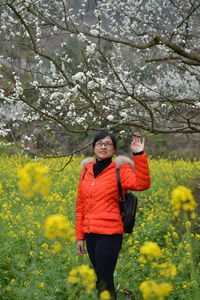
[0, 0, 200, 155]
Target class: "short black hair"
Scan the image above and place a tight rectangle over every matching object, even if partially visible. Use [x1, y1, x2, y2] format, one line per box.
[93, 131, 117, 150]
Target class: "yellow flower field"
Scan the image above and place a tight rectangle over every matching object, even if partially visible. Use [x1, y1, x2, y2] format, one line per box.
[0, 154, 199, 299]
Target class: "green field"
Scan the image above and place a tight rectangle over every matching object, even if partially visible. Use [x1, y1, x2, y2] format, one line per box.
[0, 154, 199, 299]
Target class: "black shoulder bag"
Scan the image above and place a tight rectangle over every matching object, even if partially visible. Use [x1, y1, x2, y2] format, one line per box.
[116, 168, 138, 233]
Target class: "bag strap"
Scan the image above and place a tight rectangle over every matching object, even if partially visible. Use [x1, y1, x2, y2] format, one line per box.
[82, 168, 88, 180]
[116, 168, 123, 201]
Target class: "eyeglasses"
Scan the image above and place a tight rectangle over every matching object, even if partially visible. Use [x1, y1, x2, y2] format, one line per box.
[95, 141, 113, 148]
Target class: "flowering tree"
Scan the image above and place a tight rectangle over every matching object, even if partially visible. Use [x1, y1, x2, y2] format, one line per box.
[0, 0, 200, 155]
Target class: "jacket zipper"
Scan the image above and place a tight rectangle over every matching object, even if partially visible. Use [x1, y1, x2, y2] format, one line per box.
[90, 178, 96, 209]
[87, 165, 113, 231]
[89, 165, 112, 208]
[88, 178, 95, 232]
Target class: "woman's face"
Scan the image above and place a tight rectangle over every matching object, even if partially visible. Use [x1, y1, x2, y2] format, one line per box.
[94, 136, 115, 160]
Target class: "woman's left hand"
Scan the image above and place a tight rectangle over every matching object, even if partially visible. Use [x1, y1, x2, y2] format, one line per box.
[77, 240, 87, 256]
[131, 133, 144, 153]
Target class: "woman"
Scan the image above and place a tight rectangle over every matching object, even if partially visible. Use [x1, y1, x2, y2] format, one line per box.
[76, 131, 151, 299]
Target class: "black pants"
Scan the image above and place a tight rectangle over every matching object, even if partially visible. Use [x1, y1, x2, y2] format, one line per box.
[85, 233, 123, 299]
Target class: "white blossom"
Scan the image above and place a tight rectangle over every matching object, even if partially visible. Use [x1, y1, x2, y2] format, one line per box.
[90, 29, 99, 36]
[96, 78, 108, 87]
[87, 81, 98, 89]
[195, 102, 200, 108]
[86, 71, 93, 78]
[76, 117, 85, 124]
[77, 33, 87, 42]
[72, 72, 86, 83]
[119, 130, 125, 135]
[37, 60, 43, 67]
[120, 111, 128, 118]
[86, 43, 96, 55]
[102, 105, 109, 111]
[161, 103, 167, 108]
[24, 135, 32, 141]
[107, 115, 114, 121]
[64, 92, 71, 100]
[0, 0, 199, 141]
[53, 26, 58, 32]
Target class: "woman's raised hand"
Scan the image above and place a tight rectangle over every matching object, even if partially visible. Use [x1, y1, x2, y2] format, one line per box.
[130, 132, 144, 153]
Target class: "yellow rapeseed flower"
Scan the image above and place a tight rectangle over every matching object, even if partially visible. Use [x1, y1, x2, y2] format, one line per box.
[185, 221, 191, 228]
[24, 280, 30, 286]
[18, 162, 50, 198]
[140, 241, 162, 260]
[44, 214, 75, 241]
[100, 290, 111, 300]
[140, 280, 158, 299]
[68, 269, 80, 283]
[27, 230, 35, 239]
[138, 255, 147, 264]
[127, 237, 133, 245]
[37, 282, 45, 288]
[170, 186, 197, 217]
[68, 264, 96, 294]
[172, 232, 178, 238]
[191, 212, 197, 219]
[10, 279, 16, 285]
[158, 262, 177, 278]
[52, 241, 62, 253]
[155, 282, 173, 300]
[195, 234, 200, 240]
[140, 280, 172, 300]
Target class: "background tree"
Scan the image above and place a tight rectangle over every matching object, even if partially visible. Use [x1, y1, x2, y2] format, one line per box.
[0, 0, 200, 157]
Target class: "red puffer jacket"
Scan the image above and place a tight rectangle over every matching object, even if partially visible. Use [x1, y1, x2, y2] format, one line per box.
[76, 153, 151, 240]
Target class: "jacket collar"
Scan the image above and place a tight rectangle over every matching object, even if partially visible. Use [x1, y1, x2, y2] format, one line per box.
[81, 155, 134, 170]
